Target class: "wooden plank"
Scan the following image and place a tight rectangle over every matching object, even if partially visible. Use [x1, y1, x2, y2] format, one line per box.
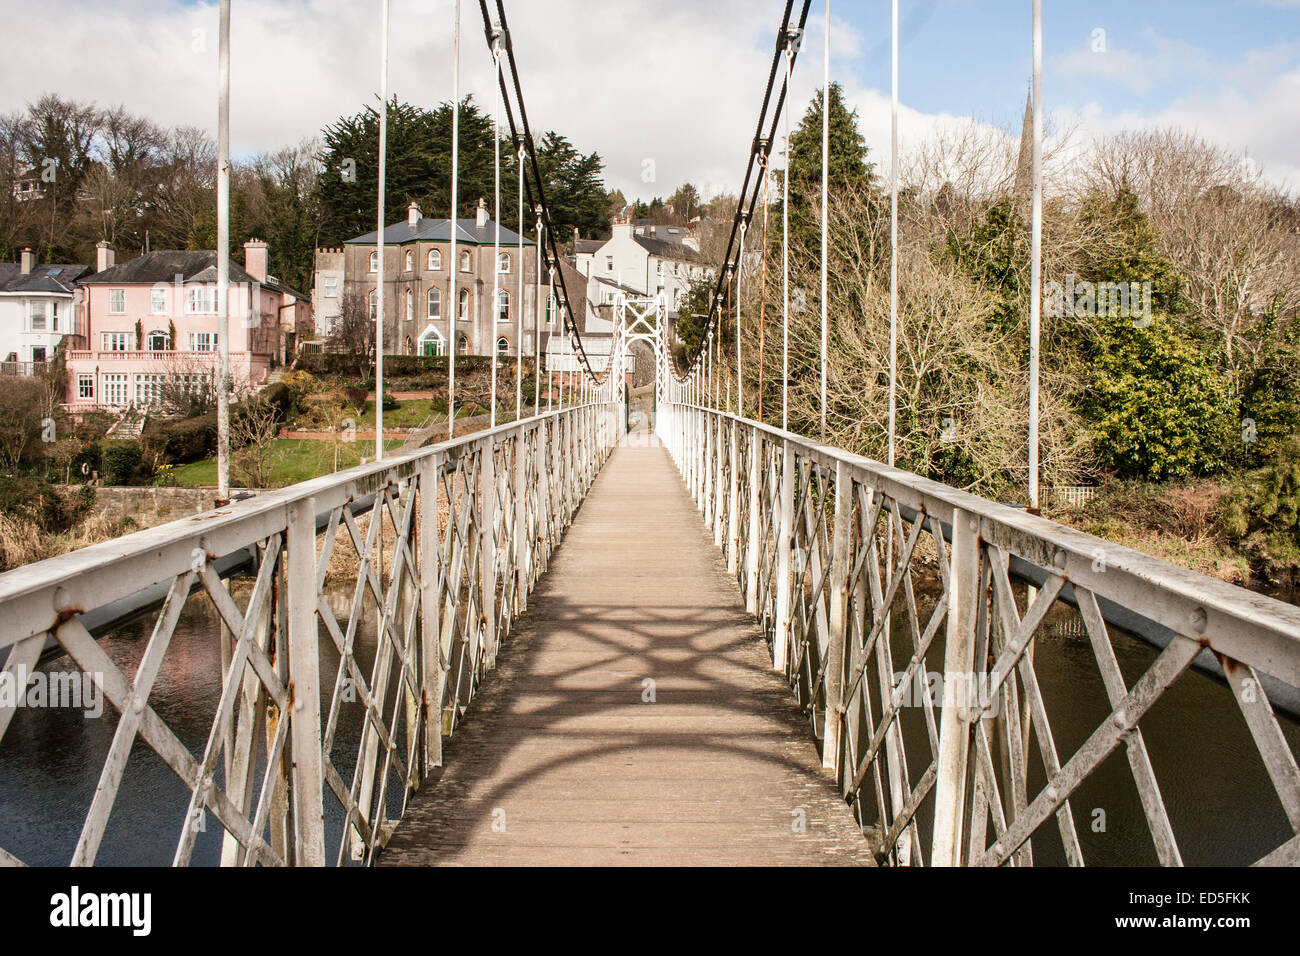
[381, 443, 874, 867]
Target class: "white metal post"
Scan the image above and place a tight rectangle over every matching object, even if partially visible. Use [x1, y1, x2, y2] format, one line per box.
[375, 0, 389, 460]
[286, 499, 324, 866]
[216, 0, 230, 500]
[448, 0, 461, 437]
[820, 0, 830, 439]
[1028, 0, 1043, 510]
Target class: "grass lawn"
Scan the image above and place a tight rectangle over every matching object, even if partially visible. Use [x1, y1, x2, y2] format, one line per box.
[169, 438, 382, 488]
[302, 399, 480, 430]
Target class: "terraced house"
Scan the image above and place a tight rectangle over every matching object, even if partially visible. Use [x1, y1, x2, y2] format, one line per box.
[0, 249, 91, 375]
[64, 240, 311, 409]
[323, 199, 558, 358]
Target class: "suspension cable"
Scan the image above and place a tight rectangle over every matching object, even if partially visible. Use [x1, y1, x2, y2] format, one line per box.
[781, 35, 793, 432]
[671, 0, 812, 387]
[515, 140, 524, 418]
[820, 0, 830, 439]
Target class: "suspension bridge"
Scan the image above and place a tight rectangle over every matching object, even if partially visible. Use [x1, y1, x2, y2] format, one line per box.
[1, 0, 1299, 868]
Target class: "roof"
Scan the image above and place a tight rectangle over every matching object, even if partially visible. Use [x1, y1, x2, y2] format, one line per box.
[633, 233, 706, 264]
[345, 216, 534, 247]
[0, 262, 91, 295]
[79, 251, 307, 299]
[82, 250, 258, 285]
[573, 239, 605, 255]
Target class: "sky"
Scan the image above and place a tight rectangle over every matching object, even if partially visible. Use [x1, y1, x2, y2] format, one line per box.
[2, 0, 1298, 202]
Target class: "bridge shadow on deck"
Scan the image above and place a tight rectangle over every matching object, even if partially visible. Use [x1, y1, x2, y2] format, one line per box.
[379, 439, 875, 866]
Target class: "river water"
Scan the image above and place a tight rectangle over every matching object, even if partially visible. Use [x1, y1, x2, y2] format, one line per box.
[2, 578, 1297, 866]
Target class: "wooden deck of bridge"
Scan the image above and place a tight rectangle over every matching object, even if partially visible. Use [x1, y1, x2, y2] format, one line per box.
[380, 438, 876, 866]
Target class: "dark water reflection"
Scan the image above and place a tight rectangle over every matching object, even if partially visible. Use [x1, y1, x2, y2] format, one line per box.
[3, 573, 1299, 866]
[0, 583, 403, 867]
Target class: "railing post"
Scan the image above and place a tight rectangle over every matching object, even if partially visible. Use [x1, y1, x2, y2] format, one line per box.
[727, 418, 740, 573]
[745, 428, 761, 613]
[480, 436, 498, 668]
[773, 439, 794, 673]
[418, 454, 444, 772]
[932, 506, 981, 866]
[514, 422, 528, 613]
[286, 498, 324, 866]
[824, 460, 850, 774]
[713, 415, 725, 547]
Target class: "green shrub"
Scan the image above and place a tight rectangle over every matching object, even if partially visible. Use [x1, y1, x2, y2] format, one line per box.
[101, 441, 144, 485]
[1087, 315, 1235, 481]
[0, 475, 94, 532]
[1220, 435, 1300, 580]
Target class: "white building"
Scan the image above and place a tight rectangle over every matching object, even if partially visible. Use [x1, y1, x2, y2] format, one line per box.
[0, 249, 90, 374]
[573, 218, 712, 315]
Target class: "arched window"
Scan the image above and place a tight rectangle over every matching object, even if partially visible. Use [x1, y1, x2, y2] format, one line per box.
[368, 251, 378, 272]
[459, 250, 472, 273]
[405, 289, 414, 322]
[368, 289, 377, 320]
[403, 335, 413, 355]
[457, 334, 469, 355]
[496, 289, 510, 322]
[458, 288, 470, 321]
[404, 250, 414, 272]
[427, 248, 442, 270]
[498, 252, 511, 274]
[545, 293, 557, 325]
[427, 287, 441, 318]
[496, 336, 510, 356]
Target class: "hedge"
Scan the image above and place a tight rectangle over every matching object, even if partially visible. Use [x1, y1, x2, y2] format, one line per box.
[294, 352, 500, 378]
[142, 382, 293, 465]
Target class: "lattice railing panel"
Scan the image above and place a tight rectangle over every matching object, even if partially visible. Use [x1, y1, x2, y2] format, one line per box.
[0, 403, 618, 867]
[660, 403, 1300, 867]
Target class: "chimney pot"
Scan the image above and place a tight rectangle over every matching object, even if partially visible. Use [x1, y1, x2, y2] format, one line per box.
[95, 241, 115, 273]
[19, 248, 34, 275]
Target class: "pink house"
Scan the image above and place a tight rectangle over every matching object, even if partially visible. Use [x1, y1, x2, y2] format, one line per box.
[65, 240, 311, 409]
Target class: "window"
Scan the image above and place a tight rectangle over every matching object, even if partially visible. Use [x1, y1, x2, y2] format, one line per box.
[405, 290, 414, 322]
[369, 290, 378, 321]
[498, 252, 511, 274]
[147, 330, 170, 351]
[150, 286, 167, 313]
[605, 256, 614, 272]
[108, 289, 126, 313]
[496, 336, 510, 355]
[427, 288, 441, 318]
[103, 373, 129, 406]
[188, 332, 218, 351]
[496, 289, 510, 322]
[404, 250, 414, 272]
[459, 250, 472, 273]
[369, 251, 379, 272]
[50, 301, 59, 332]
[78, 374, 94, 401]
[29, 300, 47, 331]
[457, 334, 469, 355]
[427, 249, 442, 270]
[102, 332, 129, 351]
[546, 293, 557, 325]
[31, 346, 46, 363]
[458, 288, 470, 321]
[135, 373, 164, 406]
[323, 277, 338, 298]
[187, 286, 218, 314]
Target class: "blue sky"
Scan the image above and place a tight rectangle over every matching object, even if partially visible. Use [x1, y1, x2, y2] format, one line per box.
[2, 1, 1298, 198]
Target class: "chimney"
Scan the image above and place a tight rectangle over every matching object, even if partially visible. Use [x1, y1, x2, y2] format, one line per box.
[96, 240, 115, 272]
[476, 197, 489, 229]
[573, 226, 579, 244]
[612, 220, 633, 240]
[243, 238, 268, 282]
[19, 248, 34, 275]
[407, 201, 421, 228]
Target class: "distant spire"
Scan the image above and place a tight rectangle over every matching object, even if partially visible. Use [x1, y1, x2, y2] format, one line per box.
[1012, 89, 1034, 220]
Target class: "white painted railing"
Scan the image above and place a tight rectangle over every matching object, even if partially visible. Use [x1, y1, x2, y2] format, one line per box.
[660, 402, 1300, 867]
[0, 401, 622, 866]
